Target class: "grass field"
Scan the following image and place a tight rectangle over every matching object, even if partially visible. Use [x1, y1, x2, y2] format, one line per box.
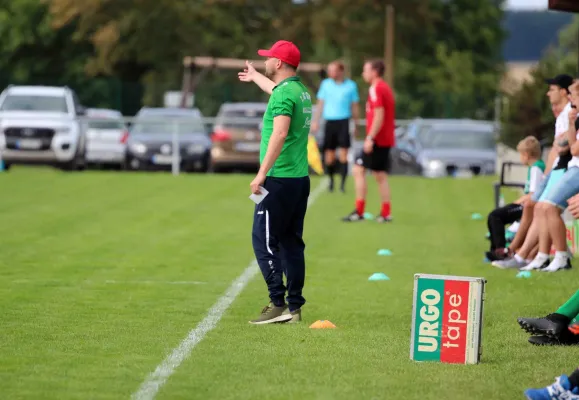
[1, 167, 579, 400]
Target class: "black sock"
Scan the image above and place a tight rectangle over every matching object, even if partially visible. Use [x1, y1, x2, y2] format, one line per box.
[569, 368, 579, 388]
[272, 299, 285, 308]
[340, 162, 348, 188]
[549, 313, 572, 324]
[327, 163, 336, 183]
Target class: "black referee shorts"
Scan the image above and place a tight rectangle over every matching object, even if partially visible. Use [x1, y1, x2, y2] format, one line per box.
[323, 119, 351, 150]
[355, 145, 391, 173]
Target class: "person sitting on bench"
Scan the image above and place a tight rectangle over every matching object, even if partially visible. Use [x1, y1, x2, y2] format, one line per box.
[486, 136, 545, 261]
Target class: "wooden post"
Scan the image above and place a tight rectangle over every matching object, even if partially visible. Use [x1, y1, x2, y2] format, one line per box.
[384, 4, 395, 87]
[179, 56, 325, 102]
[180, 57, 193, 108]
[343, 47, 352, 78]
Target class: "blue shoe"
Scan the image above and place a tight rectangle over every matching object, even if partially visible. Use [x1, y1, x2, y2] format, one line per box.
[524, 375, 579, 399]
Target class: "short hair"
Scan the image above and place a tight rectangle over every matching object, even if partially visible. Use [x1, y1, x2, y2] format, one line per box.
[516, 136, 541, 159]
[282, 62, 297, 72]
[366, 59, 385, 76]
[330, 61, 345, 71]
[570, 80, 579, 95]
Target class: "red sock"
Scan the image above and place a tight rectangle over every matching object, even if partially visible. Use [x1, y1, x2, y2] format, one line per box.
[355, 199, 365, 216]
[381, 202, 391, 218]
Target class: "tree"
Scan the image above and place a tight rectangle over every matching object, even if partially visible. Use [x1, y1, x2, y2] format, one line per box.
[501, 16, 579, 149]
[45, 0, 506, 118]
[0, 0, 118, 109]
[290, 0, 505, 119]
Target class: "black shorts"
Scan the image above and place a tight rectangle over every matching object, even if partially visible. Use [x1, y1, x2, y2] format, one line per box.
[323, 119, 351, 150]
[355, 145, 391, 172]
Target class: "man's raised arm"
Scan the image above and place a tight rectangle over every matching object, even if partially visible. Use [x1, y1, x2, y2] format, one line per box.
[238, 61, 275, 95]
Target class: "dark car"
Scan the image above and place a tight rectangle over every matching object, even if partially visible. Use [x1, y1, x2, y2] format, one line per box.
[126, 107, 211, 172]
[390, 118, 497, 177]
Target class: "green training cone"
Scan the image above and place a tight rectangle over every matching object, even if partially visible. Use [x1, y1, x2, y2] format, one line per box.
[368, 272, 390, 281]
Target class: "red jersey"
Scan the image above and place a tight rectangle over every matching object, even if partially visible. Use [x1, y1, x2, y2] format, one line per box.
[365, 79, 395, 147]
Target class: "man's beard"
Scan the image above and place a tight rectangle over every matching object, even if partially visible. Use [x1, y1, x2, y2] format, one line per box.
[264, 68, 275, 79]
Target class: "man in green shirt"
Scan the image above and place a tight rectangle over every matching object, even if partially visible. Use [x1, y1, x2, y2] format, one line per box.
[238, 40, 312, 324]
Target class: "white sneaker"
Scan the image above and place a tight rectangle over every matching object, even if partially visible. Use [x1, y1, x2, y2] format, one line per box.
[492, 257, 526, 269]
[542, 257, 572, 272]
[519, 257, 550, 271]
[508, 221, 520, 234]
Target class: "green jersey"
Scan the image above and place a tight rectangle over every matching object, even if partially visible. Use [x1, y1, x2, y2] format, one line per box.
[260, 76, 312, 178]
[524, 159, 546, 194]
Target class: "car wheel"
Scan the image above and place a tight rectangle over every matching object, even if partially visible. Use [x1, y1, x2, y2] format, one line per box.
[126, 155, 141, 171]
[197, 154, 211, 173]
[210, 160, 225, 173]
[60, 153, 84, 172]
[183, 163, 195, 173]
[121, 154, 130, 171]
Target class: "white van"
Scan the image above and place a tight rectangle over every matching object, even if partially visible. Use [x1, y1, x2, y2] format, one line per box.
[0, 85, 87, 170]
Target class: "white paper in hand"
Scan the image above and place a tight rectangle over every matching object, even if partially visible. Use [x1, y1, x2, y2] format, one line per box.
[249, 186, 269, 205]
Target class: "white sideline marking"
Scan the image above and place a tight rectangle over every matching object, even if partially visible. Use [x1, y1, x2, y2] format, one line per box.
[132, 178, 328, 400]
[105, 280, 206, 285]
[11, 279, 206, 286]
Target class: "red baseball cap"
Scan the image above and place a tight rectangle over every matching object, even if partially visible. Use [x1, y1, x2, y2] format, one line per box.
[257, 40, 301, 68]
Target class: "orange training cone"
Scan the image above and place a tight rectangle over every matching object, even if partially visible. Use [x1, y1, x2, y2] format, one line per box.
[309, 320, 337, 329]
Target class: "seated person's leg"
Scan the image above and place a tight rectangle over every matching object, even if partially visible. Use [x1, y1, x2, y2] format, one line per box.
[540, 167, 579, 271]
[492, 218, 539, 268]
[511, 170, 551, 250]
[516, 219, 540, 259]
[528, 243, 539, 260]
[517, 170, 570, 271]
[486, 203, 523, 260]
[556, 290, 579, 322]
[518, 289, 579, 342]
[519, 205, 553, 271]
[509, 201, 535, 251]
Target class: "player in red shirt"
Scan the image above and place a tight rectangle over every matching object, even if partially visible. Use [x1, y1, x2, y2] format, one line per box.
[342, 59, 395, 223]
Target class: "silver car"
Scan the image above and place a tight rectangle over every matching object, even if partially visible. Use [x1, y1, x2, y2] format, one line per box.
[84, 108, 128, 168]
[393, 118, 497, 177]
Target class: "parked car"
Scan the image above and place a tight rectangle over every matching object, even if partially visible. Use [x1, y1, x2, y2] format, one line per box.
[311, 107, 409, 172]
[126, 107, 211, 172]
[0, 85, 87, 171]
[391, 118, 497, 177]
[84, 108, 128, 169]
[210, 102, 266, 172]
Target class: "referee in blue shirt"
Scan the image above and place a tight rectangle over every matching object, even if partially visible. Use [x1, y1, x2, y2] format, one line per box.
[311, 61, 360, 193]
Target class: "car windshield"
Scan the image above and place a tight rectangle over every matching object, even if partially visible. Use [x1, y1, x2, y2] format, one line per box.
[419, 128, 496, 150]
[217, 109, 265, 128]
[132, 117, 205, 134]
[1, 94, 68, 113]
[88, 120, 125, 130]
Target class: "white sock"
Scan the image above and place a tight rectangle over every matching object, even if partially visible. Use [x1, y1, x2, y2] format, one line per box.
[514, 253, 525, 263]
[554, 251, 569, 262]
[534, 252, 550, 263]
